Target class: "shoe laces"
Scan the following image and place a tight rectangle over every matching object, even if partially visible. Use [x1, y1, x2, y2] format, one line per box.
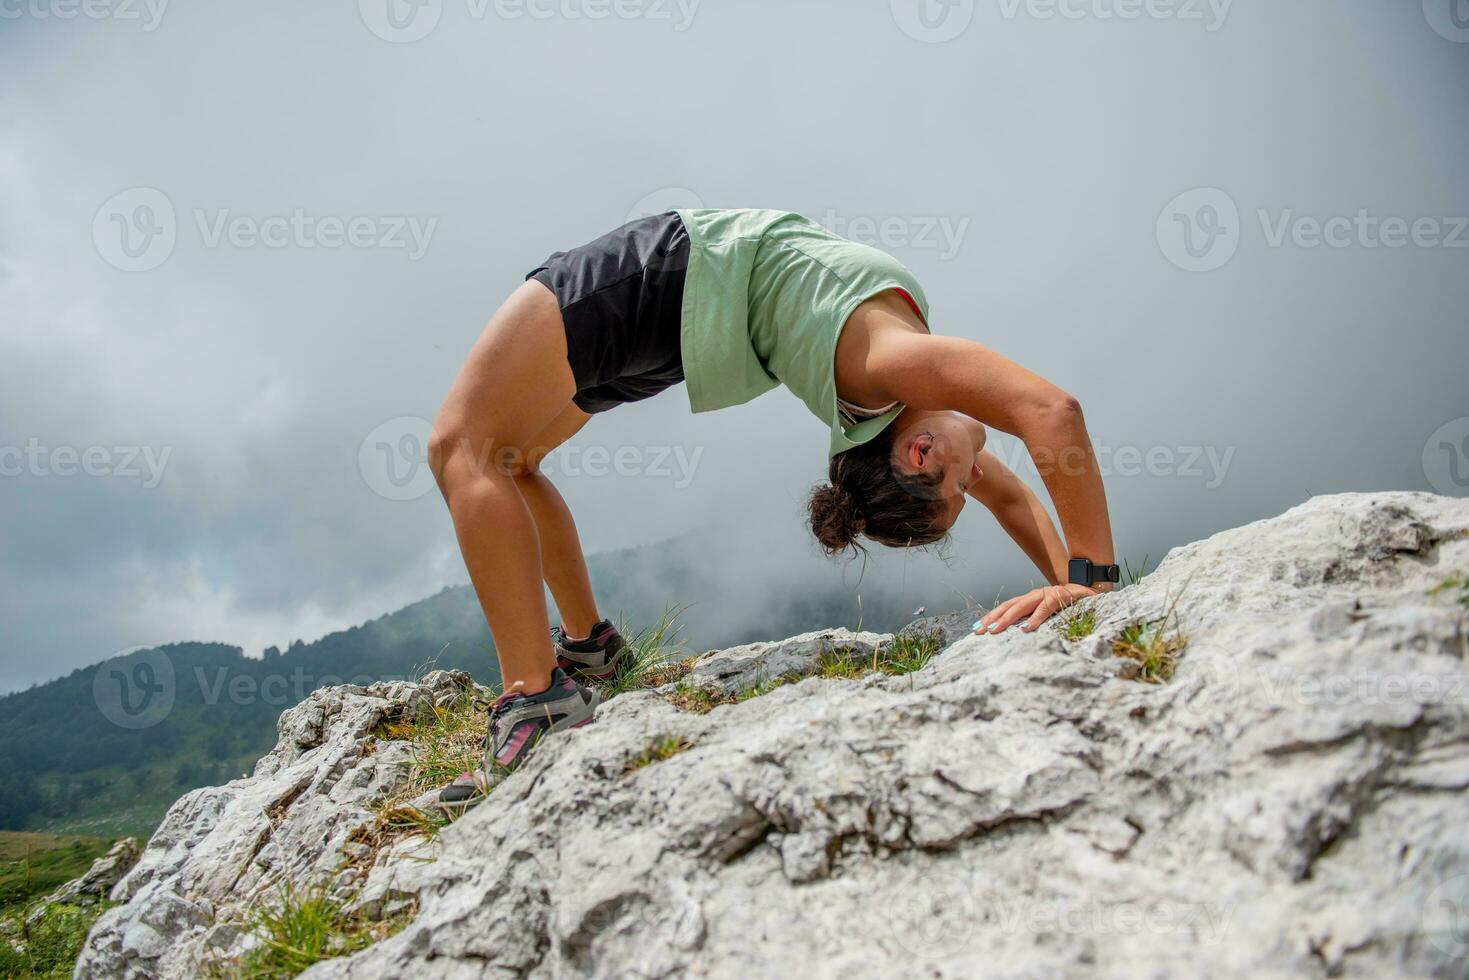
[473, 693, 523, 748]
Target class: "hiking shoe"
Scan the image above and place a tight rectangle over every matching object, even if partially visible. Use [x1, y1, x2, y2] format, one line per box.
[438, 667, 598, 812]
[551, 619, 628, 682]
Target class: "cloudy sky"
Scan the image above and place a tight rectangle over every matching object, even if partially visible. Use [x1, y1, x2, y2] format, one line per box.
[1, 2, 1466, 692]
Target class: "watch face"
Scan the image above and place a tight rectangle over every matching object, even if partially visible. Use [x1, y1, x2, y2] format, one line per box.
[1068, 559, 1089, 585]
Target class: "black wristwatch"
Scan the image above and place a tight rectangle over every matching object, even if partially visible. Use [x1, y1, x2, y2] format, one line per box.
[1068, 558, 1121, 588]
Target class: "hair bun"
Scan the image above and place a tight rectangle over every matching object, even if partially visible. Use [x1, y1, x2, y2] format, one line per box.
[807, 483, 865, 555]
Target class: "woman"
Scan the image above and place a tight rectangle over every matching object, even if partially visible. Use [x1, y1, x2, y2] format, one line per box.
[431, 209, 1116, 809]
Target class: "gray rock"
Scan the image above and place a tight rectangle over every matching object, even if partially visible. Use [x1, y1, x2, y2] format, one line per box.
[76, 493, 1469, 979]
[25, 838, 141, 927]
[74, 669, 478, 979]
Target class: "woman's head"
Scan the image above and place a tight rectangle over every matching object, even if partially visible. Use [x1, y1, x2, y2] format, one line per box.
[808, 409, 985, 555]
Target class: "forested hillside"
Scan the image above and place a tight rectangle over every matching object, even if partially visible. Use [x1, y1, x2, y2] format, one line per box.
[0, 531, 940, 837]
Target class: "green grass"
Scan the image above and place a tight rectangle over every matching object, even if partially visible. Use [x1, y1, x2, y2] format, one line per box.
[231, 880, 412, 980]
[1428, 575, 1469, 610]
[624, 734, 694, 772]
[1056, 605, 1097, 641]
[0, 900, 114, 980]
[1123, 555, 1152, 587]
[816, 631, 943, 680]
[0, 832, 121, 980]
[586, 607, 694, 698]
[0, 832, 115, 909]
[663, 630, 945, 713]
[881, 631, 945, 674]
[1111, 616, 1187, 684]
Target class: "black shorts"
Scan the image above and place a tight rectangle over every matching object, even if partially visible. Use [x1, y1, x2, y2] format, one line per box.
[526, 211, 689, 414]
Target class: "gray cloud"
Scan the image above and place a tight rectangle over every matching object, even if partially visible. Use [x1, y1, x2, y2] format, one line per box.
[1, 2, 1466, 691]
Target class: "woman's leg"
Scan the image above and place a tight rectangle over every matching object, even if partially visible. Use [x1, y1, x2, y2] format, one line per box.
[517, 404, 602, 640]
[429, 280, 578, 696]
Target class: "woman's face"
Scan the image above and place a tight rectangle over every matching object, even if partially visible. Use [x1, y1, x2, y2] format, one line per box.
[889, 409, 987, 530]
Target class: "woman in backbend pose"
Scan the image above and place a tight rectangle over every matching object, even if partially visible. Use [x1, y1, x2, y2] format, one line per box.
[431, 209, 1117, 809]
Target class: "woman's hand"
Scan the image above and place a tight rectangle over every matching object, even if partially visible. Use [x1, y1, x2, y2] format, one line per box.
[974, 584, 1098, 635]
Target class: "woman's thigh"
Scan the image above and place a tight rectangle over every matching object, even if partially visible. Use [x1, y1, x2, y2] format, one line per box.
[522, 402, 593, 473]
[433, 280, 579, 478]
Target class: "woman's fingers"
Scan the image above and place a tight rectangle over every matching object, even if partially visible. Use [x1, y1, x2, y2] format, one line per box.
[1022, 590, 1064, 631]
[977, 591, 1043, 635]
[978, 585, 1095, 636]
[977, 595, 1024, 633]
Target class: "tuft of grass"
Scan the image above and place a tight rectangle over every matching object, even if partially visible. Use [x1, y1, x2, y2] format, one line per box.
[1428, 575, 1469, 610]
[1123, 555, 1152, 587]
[1057, 605, 1097, 641]
[370, 699, 492, 823]
[233, 880, 413, 980]
[587, 607, 692, 698]
[883, 631, 944, 674]
[816, 631, 944, 680]
[814, 645, 869, 680]
[1110, 613, 1188, 684]
[662, 683, 725, 715]
[663, 630, 945, 713]
[662, 672, 798, 714]
[624, 734, 694, 772]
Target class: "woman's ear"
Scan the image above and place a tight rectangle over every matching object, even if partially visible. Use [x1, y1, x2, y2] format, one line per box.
[903, 430, 934, 472]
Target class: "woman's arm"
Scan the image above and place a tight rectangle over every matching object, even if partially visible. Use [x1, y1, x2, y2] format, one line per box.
[869, 331, 1117, 628]
[965, 448, 1069, 586]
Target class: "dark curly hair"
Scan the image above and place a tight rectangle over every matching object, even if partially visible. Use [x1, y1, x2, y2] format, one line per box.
[807, 427, 949, 555]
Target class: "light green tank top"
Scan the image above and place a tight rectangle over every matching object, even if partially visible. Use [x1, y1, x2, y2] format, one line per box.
[673, 209, 931, 457]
